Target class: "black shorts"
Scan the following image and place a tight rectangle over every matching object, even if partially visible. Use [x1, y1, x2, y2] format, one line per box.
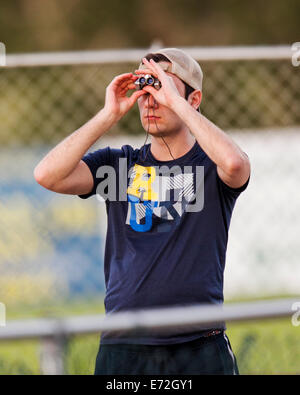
[94, 331, 239, 375]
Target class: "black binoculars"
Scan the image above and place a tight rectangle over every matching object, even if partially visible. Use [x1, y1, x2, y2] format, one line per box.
[135, 74, 161, 90]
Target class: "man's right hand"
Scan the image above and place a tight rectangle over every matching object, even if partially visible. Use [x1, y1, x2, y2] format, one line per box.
[34, 72, 147, 196]
[103, 73, 147, 122]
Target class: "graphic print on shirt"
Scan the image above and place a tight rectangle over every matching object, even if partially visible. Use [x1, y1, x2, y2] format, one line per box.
[126, 164, 204, 232]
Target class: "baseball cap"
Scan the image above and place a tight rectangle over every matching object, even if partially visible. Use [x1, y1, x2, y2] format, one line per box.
[139, 47, 203, 91]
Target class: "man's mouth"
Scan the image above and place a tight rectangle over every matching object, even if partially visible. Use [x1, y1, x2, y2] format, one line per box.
[145, 115, 160, 120]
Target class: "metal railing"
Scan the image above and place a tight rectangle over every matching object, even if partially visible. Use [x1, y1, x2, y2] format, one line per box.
[0, 298, 297, 374]
[4, 45, 293, 68]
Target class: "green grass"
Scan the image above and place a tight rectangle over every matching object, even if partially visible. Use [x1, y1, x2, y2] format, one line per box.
[227, 318, 300, 375]
[4, 297, 106, 321]
[0, 299, 299, 375]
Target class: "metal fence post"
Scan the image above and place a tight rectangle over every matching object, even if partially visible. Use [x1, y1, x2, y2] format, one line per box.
[40, 334, 68, 375]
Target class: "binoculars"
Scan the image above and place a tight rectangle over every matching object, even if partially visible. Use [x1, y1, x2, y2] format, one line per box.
[135, 74, 161, 90]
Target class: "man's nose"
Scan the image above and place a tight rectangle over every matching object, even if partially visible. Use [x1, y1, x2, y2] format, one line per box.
[145, 94, 159, 110]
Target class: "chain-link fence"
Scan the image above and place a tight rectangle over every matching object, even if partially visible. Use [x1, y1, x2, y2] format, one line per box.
[1, 54, 300, 146]
[0, 47, 300, 308]
[0, 46, 299, 374]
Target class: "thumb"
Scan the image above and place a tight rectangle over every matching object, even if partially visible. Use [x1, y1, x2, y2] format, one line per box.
[128, 89, 147, 106]
[142, 85, 158, 98]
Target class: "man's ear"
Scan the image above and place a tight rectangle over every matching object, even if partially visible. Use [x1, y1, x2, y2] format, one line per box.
[188, 90, 202, 110]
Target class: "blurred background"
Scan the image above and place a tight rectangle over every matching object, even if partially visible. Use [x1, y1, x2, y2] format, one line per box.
[0, 0, 299, 375]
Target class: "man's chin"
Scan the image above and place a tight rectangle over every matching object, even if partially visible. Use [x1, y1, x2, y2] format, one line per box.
[142, 124, 168, 137]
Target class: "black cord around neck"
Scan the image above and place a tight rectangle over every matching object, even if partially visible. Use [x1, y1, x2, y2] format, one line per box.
[139, 95, 175, 163]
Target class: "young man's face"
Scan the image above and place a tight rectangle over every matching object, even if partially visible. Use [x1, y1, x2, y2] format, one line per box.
[137, 69, 187, 137]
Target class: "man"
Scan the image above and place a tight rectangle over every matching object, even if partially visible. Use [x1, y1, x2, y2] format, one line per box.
[34, 48, 250, 375]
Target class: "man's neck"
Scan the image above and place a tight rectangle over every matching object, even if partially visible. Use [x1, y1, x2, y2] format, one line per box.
[150, 131, 196, 162]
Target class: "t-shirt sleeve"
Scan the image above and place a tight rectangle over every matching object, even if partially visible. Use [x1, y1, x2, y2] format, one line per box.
[216, 151, 250, 199]
[78, 146, 112, 199]
[217, 173, 250, 199]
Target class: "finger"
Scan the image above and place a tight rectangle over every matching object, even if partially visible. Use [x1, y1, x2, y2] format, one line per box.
[119, 84, 136, 96]
[119, 81, 139, 95]
[119, 77, 137, 90]
[148, 59, 169, 82]
[134, 69, 148, 74]
[113, 72, 133, 82]
[127, 83, 137, 90]
[134, 69, 158, 78]
[111, 73, 136, 88]
[119, 87, 128, 95]
[142, 58, 158, 76]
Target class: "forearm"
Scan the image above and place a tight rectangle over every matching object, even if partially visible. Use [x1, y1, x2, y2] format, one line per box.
[172, 97, 248, 173]
[34, 108, 116, 187]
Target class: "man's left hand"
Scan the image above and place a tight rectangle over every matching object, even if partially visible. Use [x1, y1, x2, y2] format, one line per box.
[135, 58, 183, 110]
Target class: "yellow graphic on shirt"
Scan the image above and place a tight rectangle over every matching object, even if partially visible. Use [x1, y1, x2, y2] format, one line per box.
[127, 164, 158, 201]
[126, 163, 202, 232]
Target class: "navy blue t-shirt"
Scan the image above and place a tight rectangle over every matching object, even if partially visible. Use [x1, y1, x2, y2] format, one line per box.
[79, 141, 249, 344]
